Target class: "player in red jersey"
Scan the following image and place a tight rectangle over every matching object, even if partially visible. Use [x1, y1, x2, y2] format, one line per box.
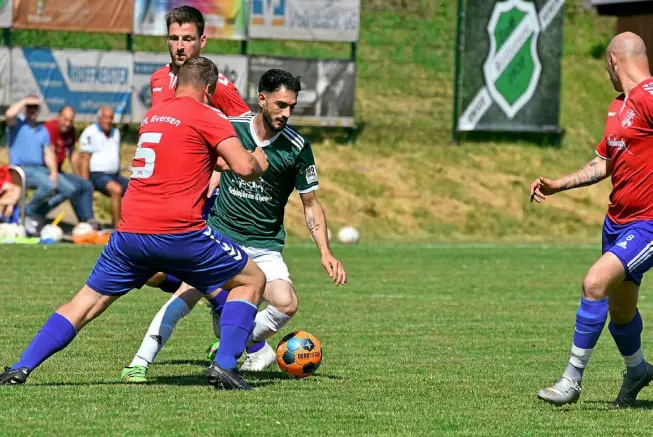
[0, 58, 269, 390]
[149, 6, 250, 117]
[531, 32, 653, 408]
[145, 6, 251, 294]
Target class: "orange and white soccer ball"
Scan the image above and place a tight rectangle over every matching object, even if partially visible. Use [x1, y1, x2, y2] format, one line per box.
[276, 330, 323, 378]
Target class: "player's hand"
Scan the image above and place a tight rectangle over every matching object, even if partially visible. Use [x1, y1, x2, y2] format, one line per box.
[321, 253, 346, 286]
[530, 177, 560, 203]
[252, 147, 269, 173]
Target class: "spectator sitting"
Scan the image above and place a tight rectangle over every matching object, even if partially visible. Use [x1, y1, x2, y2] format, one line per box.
[78, 106, 128, 227]
[6, 97, 96, 233]
[44, 105, 79, 175]
[0, 164, 20, 223]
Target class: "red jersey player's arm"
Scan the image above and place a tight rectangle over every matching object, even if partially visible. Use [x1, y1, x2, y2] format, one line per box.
[216, 137, 267, 181]
[555, 156, 611, 192]
[530, 156, 611, 203]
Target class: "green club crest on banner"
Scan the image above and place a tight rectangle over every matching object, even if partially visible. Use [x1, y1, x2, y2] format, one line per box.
[483, 0, 541, 119]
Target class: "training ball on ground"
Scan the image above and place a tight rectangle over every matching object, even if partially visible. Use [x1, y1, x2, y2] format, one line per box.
[73, 222, 94, 236]
[40, 224, 63, 243]
[276, 330, 322, 378]
[337, 226, 360, 245]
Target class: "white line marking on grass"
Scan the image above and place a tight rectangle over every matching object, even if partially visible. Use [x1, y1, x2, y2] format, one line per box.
[284, 243, 600, 250]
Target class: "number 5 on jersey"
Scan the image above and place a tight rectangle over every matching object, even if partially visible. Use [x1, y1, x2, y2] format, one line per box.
[132, 132, 161, 179]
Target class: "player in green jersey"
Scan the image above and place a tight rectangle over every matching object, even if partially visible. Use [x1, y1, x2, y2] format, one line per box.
[121, 69, 346, 382]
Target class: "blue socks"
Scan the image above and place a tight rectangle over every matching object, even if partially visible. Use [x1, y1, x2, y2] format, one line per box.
[208, 289, 229, 312]
[158, 274, 182, 293]
[12, 313, 77, 371]
[246, 341, 266, 354]
[215, 300, 257, 370]
[564, 298, 608, 382]
[609, 309, 646, 379]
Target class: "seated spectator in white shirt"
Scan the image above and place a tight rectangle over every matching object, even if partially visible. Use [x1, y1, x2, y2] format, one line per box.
[78, 106, 129, 227]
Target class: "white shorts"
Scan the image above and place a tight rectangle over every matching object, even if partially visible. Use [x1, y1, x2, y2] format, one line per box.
[242, 246, 292, 284]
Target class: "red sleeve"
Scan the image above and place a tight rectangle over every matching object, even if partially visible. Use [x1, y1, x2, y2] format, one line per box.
[211, 75, 251, 116]
[150, 74, 162, 108]
[196, 106, 237, 148]
[596, 137, 609, 160]
[44, 120, 57, 144]
[0, 164, 11, 185]
[638, 81, 653, 126]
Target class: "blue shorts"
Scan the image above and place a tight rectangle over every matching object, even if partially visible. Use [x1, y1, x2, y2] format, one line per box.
[86, 227, 248, 296]
[602, 216, 653, 286]
[90, 172, 129, 196]
[202, 188, 219, 220]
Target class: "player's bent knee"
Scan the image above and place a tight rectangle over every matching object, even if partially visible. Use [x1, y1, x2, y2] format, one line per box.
[267, 284, 298, 316]
[582, 273, 608, 300]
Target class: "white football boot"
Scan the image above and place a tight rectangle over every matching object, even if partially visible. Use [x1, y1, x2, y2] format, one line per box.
[537, 376, 582, 406]
[240, 342, 276, 372]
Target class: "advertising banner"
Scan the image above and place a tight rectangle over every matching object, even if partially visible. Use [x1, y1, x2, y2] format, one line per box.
[11, 48, 133, 122]
[248, 56, 355, 127]
[134, 0, 246, 40]
[456, 0, 565, 133]
[249, 0, 359, 42]
[132, 52, 247, 121]
[13, 0, 133, 33]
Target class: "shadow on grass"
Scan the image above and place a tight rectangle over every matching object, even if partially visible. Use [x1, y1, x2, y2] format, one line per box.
[157, 359, 208, 367]
[149, 374, 280, 389]
[551, 399, 653, 411]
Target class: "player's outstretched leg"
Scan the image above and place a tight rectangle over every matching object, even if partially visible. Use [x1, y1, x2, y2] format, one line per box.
[538, 253, 624, 406]
[1, 285, 118, 385]
[210, 280, 296, 371]
[121, 283, 204, 382]
[608, 281, 653, 408]
[207, 259, 265, 390]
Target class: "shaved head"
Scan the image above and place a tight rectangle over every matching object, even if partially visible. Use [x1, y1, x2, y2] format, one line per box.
[607, 32, 647, 60]
[605, 32, 650, 93]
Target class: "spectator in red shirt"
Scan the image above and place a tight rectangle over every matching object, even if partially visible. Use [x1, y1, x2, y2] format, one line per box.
[44, 106, 77, 172]
[43, 106, 96, 227]
[0, 164, 21, 221]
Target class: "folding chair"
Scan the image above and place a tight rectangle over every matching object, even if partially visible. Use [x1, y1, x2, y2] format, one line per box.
[8, 165, 26, 226]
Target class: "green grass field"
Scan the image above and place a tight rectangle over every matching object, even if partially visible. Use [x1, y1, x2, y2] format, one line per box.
[2, 244, 653, 436]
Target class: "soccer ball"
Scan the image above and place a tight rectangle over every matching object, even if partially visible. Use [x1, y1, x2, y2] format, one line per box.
[40, 224, 63, 243]
[337, 226, 360, 245]
[0, 223, 25, 243]
[276, 330, 322, 378]
[72, 222, 94, 236]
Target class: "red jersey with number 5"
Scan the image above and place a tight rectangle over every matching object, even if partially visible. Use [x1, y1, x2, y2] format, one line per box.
[119, 96, 236, 234]
[150, 64, 251, 116]
[596, 78, 653, 224]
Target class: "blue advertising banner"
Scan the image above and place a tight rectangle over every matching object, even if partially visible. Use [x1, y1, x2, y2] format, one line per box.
[11, 47, 133, 122]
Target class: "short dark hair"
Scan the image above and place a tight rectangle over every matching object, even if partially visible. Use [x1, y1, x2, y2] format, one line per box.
[258, 69, 302, 94]
[166, 6, 205, 36]
[178, 57, 219, 93]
